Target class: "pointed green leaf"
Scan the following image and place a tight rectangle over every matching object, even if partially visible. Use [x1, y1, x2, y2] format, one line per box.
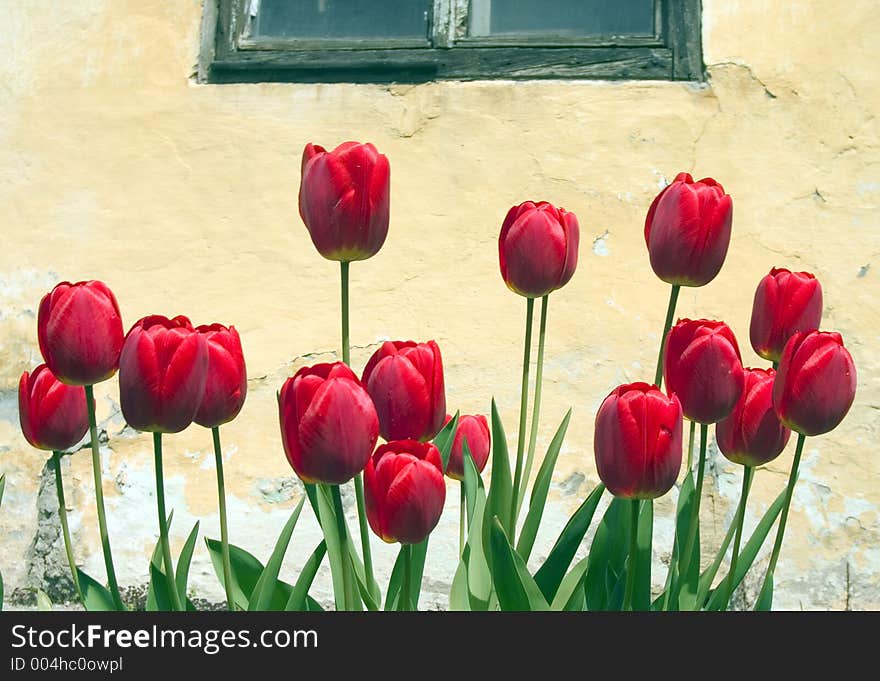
[466, 483, 492, 610]
[205, 538, 264, 610]
[488, 517, 549, 611]
[634, 499, 653, 611]
[175, 521, 200, 605]
[434, 411, 460, 472]
[284, 540, 326, 611]
[449, 555, 471, 611]
[755, 571, 774, 611]
[550, 557, 590, 611]
[384, 539, 428, 611]
[351, 552, 380, 611]
[534, 483, 605, 602]
[461, 441, 483, 526]
[585, 497, 631, 611]
[482, 399, 513, 570]
[249, 497, 305, 611]
[315, 484, 346, 611]
[305, 595, 325, 611]
[148, 562, 173, 611]
[705, 486, 787, 611]
[76, 569, 117, 612]
[36, 589, 53, 611]
[516, 410, 572, 561]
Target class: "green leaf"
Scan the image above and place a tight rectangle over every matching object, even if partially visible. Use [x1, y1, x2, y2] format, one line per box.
[351, 552, 381, 611]
[148, 562, 174, 611]
[146, 512, 174, 612]
[466, 483, 492, 610]
[285, 541, 327, 611]
[488, 517, 549, 611]
[676, 484, 703, 611]
[315, 485, 346, 611]
[384, 539, 428, 611]
[449, 556, 471, 611]
[175, 521, 200, 605]
[434, 411, 460, 473]
[249, 497, 305, 611]
[550, 557, 590, 611]
[305, 595, 325, 611]
[516, 409, 572, 562]
[76, 569, 117, 612]
[461, 441, 483, 526]
[484, 399, 513, 549]
[534, 483, 605, 602]
[585, 497, 632, 611]
[691, 508, 738, 610]
[36, 589, 53, 611]
[754, 571, 774, 611]
[705, 486, 787, 611]
[205, 538, 264, 610]
[634, 499, 653, 611]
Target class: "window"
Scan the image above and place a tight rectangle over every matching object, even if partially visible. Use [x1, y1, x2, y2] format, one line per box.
[201, 0, 702, 83]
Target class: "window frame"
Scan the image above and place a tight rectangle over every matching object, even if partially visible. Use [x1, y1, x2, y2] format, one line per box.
[200, 0, 703, 84]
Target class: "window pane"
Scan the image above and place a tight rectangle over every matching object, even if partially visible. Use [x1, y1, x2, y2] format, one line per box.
[255, 0, 432, 40]
[469, 0, 655, 38]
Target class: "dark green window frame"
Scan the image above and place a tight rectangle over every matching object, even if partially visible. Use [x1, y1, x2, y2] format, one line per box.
[200, 1, 703, 84]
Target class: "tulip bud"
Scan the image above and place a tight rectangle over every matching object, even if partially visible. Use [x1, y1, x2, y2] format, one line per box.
[362, 340, 446, 442]
[593, 382, 683, 499]
[644, 173, 733, 287]
[279, 362, 379, 485]
[364, 439, 446, 544]
[498, 201, 579, 298]
[37, 280, 124, 386]
[193, 324, 247, 428]
[716, 368, 791, 467]
[118, 315, 208, 434]
[444, 413, 490, 481]
[664, 318, 745, 424]
[749, 267, 823, 363]
[19, 364, 89, 451]
[298, 141, 390, 262]
[773, 331, 856, 436]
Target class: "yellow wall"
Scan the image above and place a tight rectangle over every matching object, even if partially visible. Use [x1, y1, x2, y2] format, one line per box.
[1, 1, 877, 609]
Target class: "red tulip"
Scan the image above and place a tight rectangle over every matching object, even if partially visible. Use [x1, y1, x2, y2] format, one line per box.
[364, 440, 446, 544]
[279, 362, 379, 485]
[498, 201, 579, 298]
[118, 315, 208, 434]
[19, 364, 89, 451]
[37, 280, 124, 386]
[749, 267, 823, 363]
[644, 173, 733, 287]
[193, 324, 247, 428]
[299, 141, 390, 262]
[663, 318, 745, 424]
[444, 413, 491, 481]
[362, 340, 446, 442]
[773, 331, 857, 436]
[594, 383, 683, 499]
[716, 368, 791, 467]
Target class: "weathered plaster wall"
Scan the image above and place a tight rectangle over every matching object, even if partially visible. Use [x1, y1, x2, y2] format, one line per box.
[0, 1, 877, 609]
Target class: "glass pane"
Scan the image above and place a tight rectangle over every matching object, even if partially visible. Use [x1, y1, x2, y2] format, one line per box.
[469, 0, 655, 38]
[255, 0, 432, 40]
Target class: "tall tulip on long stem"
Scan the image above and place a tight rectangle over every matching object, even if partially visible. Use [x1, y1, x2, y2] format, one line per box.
[37, 281, 126, 610]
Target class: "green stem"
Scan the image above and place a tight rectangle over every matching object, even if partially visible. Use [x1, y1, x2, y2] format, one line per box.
[686, 419, 696, 470]
[623, 499, 640, 611]
[675, 422, 708, 609]
[330, 484, 355, 610]
[211, 426, 235, 611]
[759, 433, 806, 599]
[153, 432, 182, 611]
[459, 483, 466, 557]
[510, 296, 535, 539]
[720, 466, 754, 610]
[84, 385, 124, 610]
[52, 451, 82, 602]
[654, 284, 680, 388]
[353, 474, 373, 591]
[517, 294, 548, 517]
[772, 360, 779, 371]
[340, 261, 350, 365]
[403, 544, 413, 612]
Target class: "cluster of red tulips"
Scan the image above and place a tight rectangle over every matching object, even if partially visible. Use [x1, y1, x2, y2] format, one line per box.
[9, 143, 856, 612]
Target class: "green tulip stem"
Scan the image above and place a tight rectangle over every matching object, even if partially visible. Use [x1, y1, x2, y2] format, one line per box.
[153, 432, 182, 611]
[686, 419, 696, 470]
[52, 451, 82, 602]
[459, 483, 466, 557]
[403, 543, 414, 612]
[211, 426, 235, 611]
[84, 385, 124, 611]
[517, 294, 549, 518]
[340, 260, 375, 592]
[758, 433, 806, 606]
[654, 284, 680, 388]
[510, 296, 535, 539]
[330, 484, 355, 610]
[720, 465, 754, 610]
[623, 499, 640, 611]
[675, 422, 708, 608]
